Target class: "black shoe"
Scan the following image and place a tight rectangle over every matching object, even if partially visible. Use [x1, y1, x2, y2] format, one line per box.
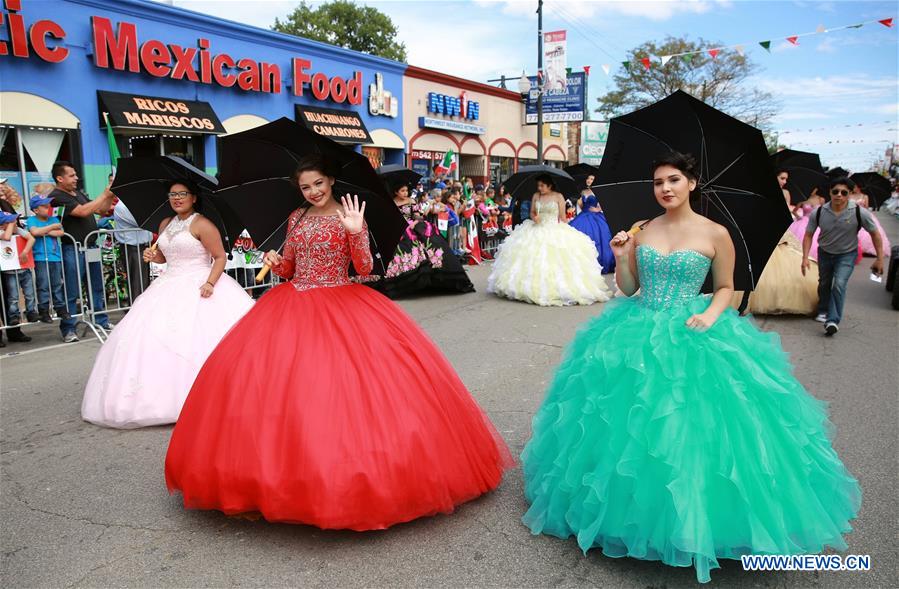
[824, 322, 839, 337]
[54, 307, 72, 320]
[7, 328, 31, 343]
[26, 311, 39, 323]
[38, 310, 53, 323]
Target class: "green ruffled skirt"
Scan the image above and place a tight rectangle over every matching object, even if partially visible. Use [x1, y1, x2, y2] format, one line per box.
[521, 295, 861, 583]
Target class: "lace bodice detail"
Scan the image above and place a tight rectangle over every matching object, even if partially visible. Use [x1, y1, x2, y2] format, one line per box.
[274, 209, 373, 292]
[157, 213, 212, 273]
[397, 202, 419, 220]
[637, 245, 712, 310]
[534, 200, 560, 225]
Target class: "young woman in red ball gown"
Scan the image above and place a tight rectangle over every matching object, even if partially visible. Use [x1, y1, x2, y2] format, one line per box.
[165, 155, 512, 531]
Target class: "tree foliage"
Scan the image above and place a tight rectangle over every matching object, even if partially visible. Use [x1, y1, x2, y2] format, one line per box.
[273, 0, 407, 62]
[597, 37, 778, 129]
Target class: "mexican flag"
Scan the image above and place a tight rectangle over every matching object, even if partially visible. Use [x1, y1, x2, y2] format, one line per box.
[103, 112, 120, 175]
[434, 149, 456, 177]
[461, 183, 482, 265]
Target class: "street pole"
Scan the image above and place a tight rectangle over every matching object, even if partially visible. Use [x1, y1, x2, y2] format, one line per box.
[537, 0, 544, 165]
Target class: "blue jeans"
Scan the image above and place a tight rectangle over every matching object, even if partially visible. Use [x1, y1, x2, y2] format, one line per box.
[1, 269, 36, 323]
[817, 249, 857, 324]
[61, 243, 108, 334]
[34, 260, 65, 311]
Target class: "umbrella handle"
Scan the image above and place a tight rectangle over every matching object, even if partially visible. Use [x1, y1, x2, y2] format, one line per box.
[255, 264, 271, 283]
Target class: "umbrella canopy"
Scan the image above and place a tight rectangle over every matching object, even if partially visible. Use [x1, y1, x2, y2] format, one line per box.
[110, 156, 238, 251]
[594, 90, 790, 292]
[504, 165, 579, 225]
[376, 164, 422, 195]
[850, 172, 890, 209]
[216, 117, 406, 270]
[771, 149, 830, 204]
[825, 166, 850, 179]
[563, 163, 601, 189]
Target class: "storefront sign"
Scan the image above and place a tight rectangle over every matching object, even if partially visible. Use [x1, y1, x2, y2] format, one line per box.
[418, 116, 485, 135]
[579, 121, 609, 166]
[525, 72, 585, 124]
[0, 1, 364, 102]
[98, 91, 226, 133]
[427, 91, 479, 120]
[410, 150, 446, 160]
[369, 73, 398, 118]
[296, 105, 373, 144]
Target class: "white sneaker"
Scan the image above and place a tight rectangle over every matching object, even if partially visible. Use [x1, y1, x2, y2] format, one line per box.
[824, 322, 839, 336]
[814, 313, 827, 323]
[62, 332, 79, 343]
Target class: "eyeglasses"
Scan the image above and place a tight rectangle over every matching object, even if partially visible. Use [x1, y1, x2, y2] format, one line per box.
[167, 191, 192, 200]
[830, 189, 850, 197]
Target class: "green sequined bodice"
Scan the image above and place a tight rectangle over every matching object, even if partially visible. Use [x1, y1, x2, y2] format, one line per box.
[637, 245, 712, 310]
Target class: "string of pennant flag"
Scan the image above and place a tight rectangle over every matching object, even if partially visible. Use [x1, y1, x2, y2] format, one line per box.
[777, 121, 897, 135]
[565, 16, 894, 76]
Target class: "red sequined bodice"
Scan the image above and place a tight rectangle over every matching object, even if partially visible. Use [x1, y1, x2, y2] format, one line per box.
[273, 208, 373, 292]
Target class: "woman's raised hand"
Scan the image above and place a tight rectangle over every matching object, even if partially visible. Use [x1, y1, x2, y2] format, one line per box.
[336, 194, 366, 234]
[610, 230, 635, 258]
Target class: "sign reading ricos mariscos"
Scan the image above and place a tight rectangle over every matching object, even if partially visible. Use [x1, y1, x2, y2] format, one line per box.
[0, 0, 384, 106]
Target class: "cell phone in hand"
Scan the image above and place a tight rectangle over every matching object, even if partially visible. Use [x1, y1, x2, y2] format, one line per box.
[869, 272, 883, 283]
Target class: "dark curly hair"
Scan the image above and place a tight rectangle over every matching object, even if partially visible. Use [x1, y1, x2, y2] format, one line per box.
[291, 154, 338, 187]
[534, 172, 556, 191]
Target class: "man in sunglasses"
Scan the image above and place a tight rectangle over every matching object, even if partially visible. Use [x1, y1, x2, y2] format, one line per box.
[802, 177, 884, 336]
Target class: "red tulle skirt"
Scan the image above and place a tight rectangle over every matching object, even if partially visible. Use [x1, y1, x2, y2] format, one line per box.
[164, 283, 512, 531]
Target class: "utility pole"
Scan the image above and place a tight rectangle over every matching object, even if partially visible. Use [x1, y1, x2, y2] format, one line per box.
[537, 0, 544, 165]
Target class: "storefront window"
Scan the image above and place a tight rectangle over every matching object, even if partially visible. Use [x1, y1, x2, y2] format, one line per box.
[362, 146, 383, 169]
[0, 125, 77, 216]
[125, 134, 205, 168]
[489, 156, 514, 187]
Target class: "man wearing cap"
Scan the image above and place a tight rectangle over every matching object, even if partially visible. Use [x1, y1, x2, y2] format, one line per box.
[26, 195, 71, 324]
[49, 161, 116, 342]
[802, 177, 884, 336]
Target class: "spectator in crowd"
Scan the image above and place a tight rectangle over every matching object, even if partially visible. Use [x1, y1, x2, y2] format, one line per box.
[49, 161, 115, 342]
[112, 197, 153, 304]
[802, 177, 884, 336]
[26, 195, 71, 323]
[0, 210, 36, 344]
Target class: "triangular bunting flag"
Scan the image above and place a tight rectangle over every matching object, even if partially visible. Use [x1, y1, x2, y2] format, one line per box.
[583, 65, 591, 75]
[708, 49, 720, 59]
[879, 18, 893, 28]
[601, 64, 610, 75]
[759, 40, 771, 51]
[622, 60, 631, 70]
[848, 23, 863, 29]
[565, 67, 572, 75]
[640, 57, 651, 70]
[661, 55, 673, 66]
[786, 36, 799, 45]
[681, 53, 694, 64]
[734, 44, 745, 56]
[816, 24, 827, 33]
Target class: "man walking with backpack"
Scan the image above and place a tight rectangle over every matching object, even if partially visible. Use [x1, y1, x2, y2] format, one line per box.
[802, 177, 884, 336]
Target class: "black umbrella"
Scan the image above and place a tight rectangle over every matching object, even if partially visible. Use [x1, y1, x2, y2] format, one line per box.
[376, 164, 422, 194]
[771, 149, 830, 204]
[110, 156, 237, 251]
[216, 117, 406, 271]
[504, 165, 579, 225]
[563, 163, 601, 189]
[826, 166, 850, 179]
[850, 172, 890, 209]
[594, 90, 790, 293]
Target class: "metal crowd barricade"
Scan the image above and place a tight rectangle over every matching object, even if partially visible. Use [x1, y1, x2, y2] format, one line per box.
[0, 231, 102, 349]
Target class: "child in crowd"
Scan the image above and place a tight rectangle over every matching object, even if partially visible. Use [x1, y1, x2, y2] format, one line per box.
[26, 196, 71, 323]
[0, 210, 36, 344]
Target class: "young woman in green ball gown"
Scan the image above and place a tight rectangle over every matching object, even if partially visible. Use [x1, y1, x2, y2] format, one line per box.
[520, 151, 860, 583]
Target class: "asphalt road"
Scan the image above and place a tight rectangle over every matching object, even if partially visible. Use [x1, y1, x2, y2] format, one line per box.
[2, 212, 897, 588]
